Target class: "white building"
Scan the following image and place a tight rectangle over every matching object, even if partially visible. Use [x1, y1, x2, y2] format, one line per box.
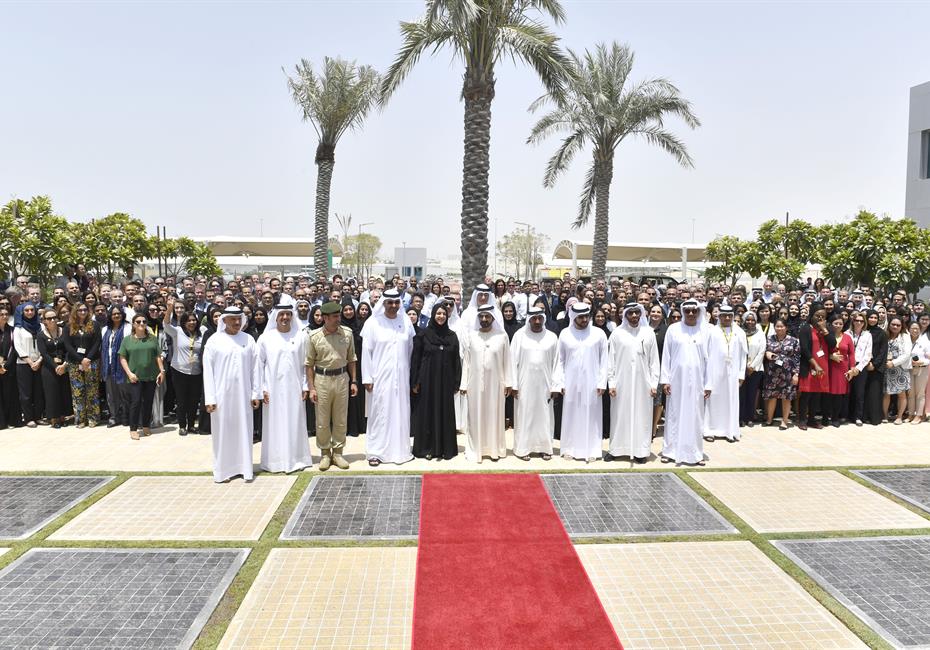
[906, 81, 930, 227]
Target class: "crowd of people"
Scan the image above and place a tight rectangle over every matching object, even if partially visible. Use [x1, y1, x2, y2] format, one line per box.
[2, 267, 929, 480]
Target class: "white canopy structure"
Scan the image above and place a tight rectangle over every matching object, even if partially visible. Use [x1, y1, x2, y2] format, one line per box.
[551, 240, 708, 279]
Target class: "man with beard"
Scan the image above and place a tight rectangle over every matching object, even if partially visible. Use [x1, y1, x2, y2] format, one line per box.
[606, 303, 659, 463]
[660, 300, 714, 466]
[361, 288, 414, 466]
[510, 306, 558, 461]
[459, 304, 513, 462]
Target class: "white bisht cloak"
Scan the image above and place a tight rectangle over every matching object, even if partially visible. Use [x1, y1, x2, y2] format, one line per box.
[510, 322, 558, 457]
[361, 311, 415, 464]
[553, 320, 608, 460]
[203, 319, 261, 482]
[460, 325, 514, 462]
[704, 325, 747, 441]
[659, 312, 714, 464]
[607, 308, 660, 459]
[455, 287, 500, 434]
[257, 310, 311, 473]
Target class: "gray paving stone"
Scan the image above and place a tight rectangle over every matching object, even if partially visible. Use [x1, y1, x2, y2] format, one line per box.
[0, 476, 114, 539]
[542, 473, 736, 537]
[854, 469, 930, 515]
[0, 548, 248, 649]
[775, 536, 930, 648]
[281, 475, 421, 540]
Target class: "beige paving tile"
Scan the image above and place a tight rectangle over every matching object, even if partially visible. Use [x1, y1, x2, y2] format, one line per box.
[6, 420, 930, 472]
[577, 541, 865, 649]
[692, 470, 930, 533]
[0, 548, 7, 557]
[48, 475, 294, 541]
[219, 547, 416, 650]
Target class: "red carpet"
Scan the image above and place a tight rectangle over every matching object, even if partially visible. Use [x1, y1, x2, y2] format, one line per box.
[412, 474, 623, 650]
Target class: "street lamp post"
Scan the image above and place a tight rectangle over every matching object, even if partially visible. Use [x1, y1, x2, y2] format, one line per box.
[357, 221, 373, 279]
[515, 221, 532, 280]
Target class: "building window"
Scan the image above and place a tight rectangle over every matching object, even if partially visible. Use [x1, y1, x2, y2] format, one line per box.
[922, 130, 930, 179]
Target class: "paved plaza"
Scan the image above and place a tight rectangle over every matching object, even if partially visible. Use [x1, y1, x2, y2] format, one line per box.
[2, 423, 930, 648]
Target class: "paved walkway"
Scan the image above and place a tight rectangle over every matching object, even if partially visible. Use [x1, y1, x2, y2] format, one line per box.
[1, 421, 928, 472]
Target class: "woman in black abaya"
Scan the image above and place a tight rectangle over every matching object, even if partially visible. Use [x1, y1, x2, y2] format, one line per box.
[410, 302, 461, 460]
[341, 298, 366, 436]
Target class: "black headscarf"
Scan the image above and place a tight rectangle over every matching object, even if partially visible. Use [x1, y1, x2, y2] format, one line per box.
[201, 304, 222, 348]
[501, 301, 520, 341]
[307, 305, 323, 331]
[341, 300, 360, 335]
[248, 306, 268, 339]
[423, 302, 457, 347]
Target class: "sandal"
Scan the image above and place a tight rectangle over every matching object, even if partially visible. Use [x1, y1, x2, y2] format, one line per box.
[703, 435, 715, 442]
[368, 458, 380, 467]
[541, 453, 552, 461]
[660, 456, 673, 464]
[778, 423, 788, 431]
[517, 454, 530, 461]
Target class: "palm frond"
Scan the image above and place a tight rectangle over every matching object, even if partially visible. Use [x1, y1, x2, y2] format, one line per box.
[526, 107, 571, 145]
[630, 126, 695, 167]
[572, 159, 597, 229]
[286, 57, 382, 147]
[497, 19, 572, 96]
[382, 19, 455, 101]
[542, 131, 584, 187]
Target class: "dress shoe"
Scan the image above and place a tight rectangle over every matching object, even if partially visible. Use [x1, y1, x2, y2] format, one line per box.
[603, 453, 616, 462]
[319, 450, 332, 471]
[142, 427, 152, 437]
[332, 452, 349, 470]
[633, 456, 647, 464]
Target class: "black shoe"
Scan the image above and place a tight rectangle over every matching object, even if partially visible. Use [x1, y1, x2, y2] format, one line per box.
[633, 456, 647, 464]
[603, 453, 616, 462]
[179, 428, 188, 436]
[106, 419, 118, 428]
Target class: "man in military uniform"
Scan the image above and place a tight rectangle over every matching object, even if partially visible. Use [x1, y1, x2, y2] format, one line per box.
[305, 301, 358, 470]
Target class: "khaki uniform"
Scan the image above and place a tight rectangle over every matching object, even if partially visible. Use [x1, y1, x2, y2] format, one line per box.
[306, 325, 357, 450]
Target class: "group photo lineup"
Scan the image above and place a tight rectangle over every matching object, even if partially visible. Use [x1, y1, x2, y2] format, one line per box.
[2, 1, 930, 649]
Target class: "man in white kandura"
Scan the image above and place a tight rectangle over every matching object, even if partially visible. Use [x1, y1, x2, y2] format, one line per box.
[361, 288, 414, 466]
[257, 304, 311, 473]
[660, 299, 714, 466]
[704, 304, 746, 443]
[203, 307, 261, 482]
[606, 302, 660, 464]
[553, 303, 608, 463]
[459, 304, 514, 462]
[455, 283, 500, 433]
[510, 306, 558, 461]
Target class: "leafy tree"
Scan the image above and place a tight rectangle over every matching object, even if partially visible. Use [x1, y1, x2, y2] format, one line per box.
[703, 236, 760, 285]
[384, 0, 571, 303]
[160, 237, 223, 278]
[0, 196, 73, 286]
[496, 227, 547, 278]
[286, 58, 381, 280]
[341, 232, 382, 278]
[75, 213, 156, 283]
[528, 42, 699, 280]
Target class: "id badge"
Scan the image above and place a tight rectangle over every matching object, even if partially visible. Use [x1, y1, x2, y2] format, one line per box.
[76, 347, 86, 355]
[775, 359, 784, 367]
[816, 350, 825, 358]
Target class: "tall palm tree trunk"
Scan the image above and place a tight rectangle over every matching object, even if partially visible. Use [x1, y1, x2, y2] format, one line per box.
[459, 70, 495, 305]
[591, 157, 613, 281]
[314, 144, 335, 279]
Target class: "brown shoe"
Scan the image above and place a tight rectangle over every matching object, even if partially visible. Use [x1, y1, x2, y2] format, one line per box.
[130, 429, 140, 441]
[319, 450, 332, 471]
[332, 452, 349, 470]
[142, 427, 152, 437]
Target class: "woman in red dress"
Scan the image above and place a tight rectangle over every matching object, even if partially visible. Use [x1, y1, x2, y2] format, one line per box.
[797, 303, 834, 430]
[826, 312, 855, 427]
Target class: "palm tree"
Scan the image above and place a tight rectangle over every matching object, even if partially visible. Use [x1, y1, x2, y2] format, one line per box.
[286, 58, 381, 279]
[528, 42, 700, 280]
[383, 0, 571, 301]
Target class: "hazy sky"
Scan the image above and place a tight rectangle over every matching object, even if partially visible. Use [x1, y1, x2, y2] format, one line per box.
[1, 1, 926, 259]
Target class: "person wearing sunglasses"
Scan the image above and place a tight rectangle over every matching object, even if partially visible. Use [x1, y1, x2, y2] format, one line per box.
[846, 311, 872, 426]
[119, 314, 166, 440]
